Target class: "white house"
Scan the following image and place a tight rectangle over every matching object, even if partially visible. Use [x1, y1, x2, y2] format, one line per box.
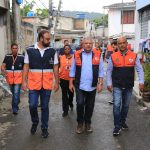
[104, 2, 136, 38]
[135, 0, 150, 52]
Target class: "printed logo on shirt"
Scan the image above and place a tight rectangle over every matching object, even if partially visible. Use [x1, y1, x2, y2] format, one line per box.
[65, 65, 71, 70]
[128, 58, 134, 63]
[116, 58, 119, 63]
[94, 56, 99, 61]
[19, 63, 22, 67]
[49, 58, 54, 64]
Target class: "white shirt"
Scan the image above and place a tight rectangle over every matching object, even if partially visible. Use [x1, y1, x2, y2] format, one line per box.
[24, 43, 58, 65]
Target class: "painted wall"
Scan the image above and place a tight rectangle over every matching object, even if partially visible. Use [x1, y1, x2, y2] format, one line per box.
[108, 9, 135, 36]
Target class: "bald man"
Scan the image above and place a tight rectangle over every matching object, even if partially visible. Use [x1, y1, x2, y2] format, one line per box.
[106, 37, 144, 136]
[69, 37, 104, 134]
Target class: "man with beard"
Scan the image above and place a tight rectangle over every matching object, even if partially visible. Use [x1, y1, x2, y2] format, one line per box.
[22, 30, 59, 138]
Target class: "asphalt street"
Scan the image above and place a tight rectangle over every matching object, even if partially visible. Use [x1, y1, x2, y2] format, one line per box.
[0, 87, 150, 150]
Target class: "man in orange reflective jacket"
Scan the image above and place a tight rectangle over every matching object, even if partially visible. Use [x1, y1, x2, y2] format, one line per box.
[69, 38, 104, 134]
[106, 37, 144, 136]
[1, 43, 24, 115]
[22, 30, 59, 138]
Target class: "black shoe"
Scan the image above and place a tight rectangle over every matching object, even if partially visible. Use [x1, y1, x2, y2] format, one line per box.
[113, 127, 121, 136]
[13, 111, 18, 115]
[70, 106, 73, 111]
[62, 112, 68, 117]
[41, 129, 49, 138]
[70, 104, 73, 111]
[31, 124, 38, 135]
[122, 123, 129, 130]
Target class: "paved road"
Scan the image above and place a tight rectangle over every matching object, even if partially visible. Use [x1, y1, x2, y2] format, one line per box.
[0, 87, 150, 150]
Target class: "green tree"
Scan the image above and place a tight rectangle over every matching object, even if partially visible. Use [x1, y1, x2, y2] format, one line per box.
[92, 14, 108, 28]
[35, 9, 49, 18]
[20, 1, 34, 16]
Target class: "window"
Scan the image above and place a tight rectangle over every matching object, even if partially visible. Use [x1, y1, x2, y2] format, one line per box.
[121, 10, 134, 24]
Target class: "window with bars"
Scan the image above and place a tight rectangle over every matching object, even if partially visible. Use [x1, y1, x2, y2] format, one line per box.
[121, 10, 134, 24]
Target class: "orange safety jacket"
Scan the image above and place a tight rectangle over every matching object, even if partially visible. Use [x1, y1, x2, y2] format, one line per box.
[3, 54, 24, 85]
[74, 49, 101, 88]
[111, 50, 137, 88]
[26, 46, 55, 90]
[93, 47, 102, 52]
[106, 44, 114, 59]
[59, 55, 73, 81]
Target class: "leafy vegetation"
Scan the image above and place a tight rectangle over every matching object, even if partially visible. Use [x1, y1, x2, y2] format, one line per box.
[92, 14, 108, 28]
[143, 54, 150, 91]
[20, 0, 48, 18]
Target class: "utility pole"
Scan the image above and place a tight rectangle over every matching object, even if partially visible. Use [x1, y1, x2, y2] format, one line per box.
[121, 0, 124, 36]
[54, 0, 62, 42]
[12, 0, 21, 44]
[48, 0, 54, 46]
[48, 0, 53, 32]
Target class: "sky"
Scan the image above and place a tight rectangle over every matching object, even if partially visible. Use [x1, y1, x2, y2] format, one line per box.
[24, 0, 135, 13]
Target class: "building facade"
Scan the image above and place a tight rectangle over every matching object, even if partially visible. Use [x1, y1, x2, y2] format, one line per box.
[0, 0, 11, 64]
[104, 2, 135, 37]
[135, 0, 150, 52]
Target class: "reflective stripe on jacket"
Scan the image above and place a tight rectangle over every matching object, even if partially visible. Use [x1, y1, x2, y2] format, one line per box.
[27, 47, 55, 90]
[111, 50, 137, 88]
[59, 55, 73, 80]
[4, 54, 24, 84]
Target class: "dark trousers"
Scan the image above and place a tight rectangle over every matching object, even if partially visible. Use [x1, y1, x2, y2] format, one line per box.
[9, 84, 21, 113]
[75, 88, 96, 124]
[60, 79, 74, 113]
[28, 89, 51, 129]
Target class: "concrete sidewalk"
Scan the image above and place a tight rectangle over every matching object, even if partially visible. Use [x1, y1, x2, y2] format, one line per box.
[133, 80, 150, 111]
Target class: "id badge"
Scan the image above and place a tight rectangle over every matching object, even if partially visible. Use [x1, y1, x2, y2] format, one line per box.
[12, 65, 14, 70]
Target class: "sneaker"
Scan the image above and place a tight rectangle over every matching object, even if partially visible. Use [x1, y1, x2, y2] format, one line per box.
[41, 129, 49, 138]
[108, 100, 113, 104]
[76, 123, 84, 134]
[85, 123, 93, 133]
[62, 112, 68, 117]
[122, 123, 129, 130]
[31, 124, 38, 135]
[113, 127, 121, 136]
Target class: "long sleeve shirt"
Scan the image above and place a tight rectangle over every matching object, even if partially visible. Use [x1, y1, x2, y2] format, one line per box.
[106, 55, 144, 86]
[70, 50, 104, 91]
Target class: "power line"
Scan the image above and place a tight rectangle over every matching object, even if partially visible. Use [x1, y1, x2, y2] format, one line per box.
[37, 0, 48, 10]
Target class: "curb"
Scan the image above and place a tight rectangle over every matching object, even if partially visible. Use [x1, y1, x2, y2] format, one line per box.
[133, 85, 150, 111]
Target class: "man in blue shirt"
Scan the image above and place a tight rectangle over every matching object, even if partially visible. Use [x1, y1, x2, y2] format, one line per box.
[69, 37, 104, 134]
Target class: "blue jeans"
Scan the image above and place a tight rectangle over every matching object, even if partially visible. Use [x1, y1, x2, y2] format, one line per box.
[28, 89, 51, 129]
[75, 88, 96, 124]
[9, 84, 21, 113]
[113, 87, 133, 128]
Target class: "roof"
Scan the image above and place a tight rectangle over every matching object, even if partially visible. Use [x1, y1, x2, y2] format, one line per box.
[109, 32, 135, 39]
[104, 2, 136, 10]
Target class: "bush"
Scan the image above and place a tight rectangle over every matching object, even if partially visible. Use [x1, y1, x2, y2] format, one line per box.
[143, 54, 150, 91]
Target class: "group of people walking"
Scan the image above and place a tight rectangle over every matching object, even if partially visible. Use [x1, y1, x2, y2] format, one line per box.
[1, 30, 144, 138]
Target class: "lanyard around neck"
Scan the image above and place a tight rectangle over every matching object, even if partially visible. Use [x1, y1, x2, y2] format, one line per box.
[12, 54, 18, 66]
